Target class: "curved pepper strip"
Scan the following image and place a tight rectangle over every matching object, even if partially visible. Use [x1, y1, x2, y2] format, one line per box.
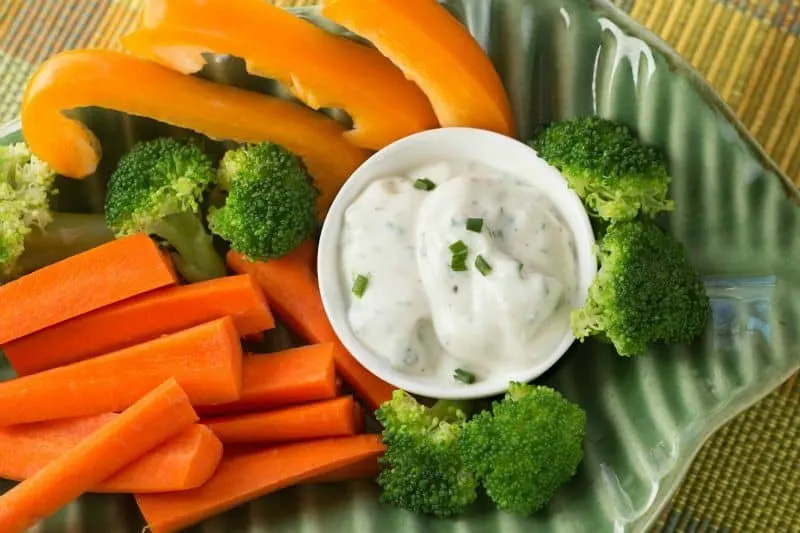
[121, 0, 439, 151]
[321, 0, 516, 138]
[21, 49, 370, 216]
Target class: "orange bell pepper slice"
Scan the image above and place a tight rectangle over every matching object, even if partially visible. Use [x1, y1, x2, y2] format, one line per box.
[321, 0, 516, 138]
[121, 0, 439, 151]
[21, 49, 370, 216]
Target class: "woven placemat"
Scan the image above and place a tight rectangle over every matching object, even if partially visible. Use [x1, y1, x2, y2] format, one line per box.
[0, 1, 798, 531]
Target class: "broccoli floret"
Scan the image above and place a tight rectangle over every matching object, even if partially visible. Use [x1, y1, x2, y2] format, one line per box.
[572, 220, 710, 356]
[208, 143, 318, 261]
[376, 390, 478, 517]
[460, 383, 586, 516]
[531, 116, 674, 221]
[105, 138, 225, 283]
[0, 143, 111, 280]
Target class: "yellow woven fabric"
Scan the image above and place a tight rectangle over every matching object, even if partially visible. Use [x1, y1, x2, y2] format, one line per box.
[0, 1, 797, 531]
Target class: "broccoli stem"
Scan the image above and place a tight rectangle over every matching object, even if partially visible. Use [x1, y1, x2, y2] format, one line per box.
[151, 212, 226, 283]
[16, 213, 114, 274]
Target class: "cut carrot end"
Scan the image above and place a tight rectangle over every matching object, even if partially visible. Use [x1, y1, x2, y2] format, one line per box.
[137, 435, 385, 533]
[0, 234, 177, 345]
[203, 396, 359, 445]
[0, 379, 197, 532]
[5, 274, 272, 376]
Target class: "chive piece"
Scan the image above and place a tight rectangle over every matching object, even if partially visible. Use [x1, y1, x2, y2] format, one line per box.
[451, 257, 468, 272]
[466, 218, 484, 233]
[454, 368, 476, 384]
[352, 274, 369, 298]
[475, 255, 492, 276]
[449, 240, 468, 255]
[449, 240, 469, 271]
[413, 178, 436, 191]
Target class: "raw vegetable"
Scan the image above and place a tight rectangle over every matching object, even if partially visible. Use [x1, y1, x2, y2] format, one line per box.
[197, 345, 337, 416]
[376, 390, 477, 517]
[321, 0, 514, 137]
[4, 274, 273, 376]
[105, 137, 224, 282]
[530, 116, 674, 221]
[203, 396, 360, 444]
[0, 143, 112, 280]
[122, 0, 438, 151]
[227, 244, 326, 344]
[0, 317, 242, 425]
[227, 248, 395, 410]
[460, 383, 586, 516]
[0, 233, 177, 345]
[208, 143, 319, 258]
[0, 379, 197, 533]
[0, 417, 222, 493]
[136, 435, 385, 533]
[571, 220, 710, 356]
[20, 49, 370, 214]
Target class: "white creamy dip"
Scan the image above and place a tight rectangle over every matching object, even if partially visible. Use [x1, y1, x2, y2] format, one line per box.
[339, 160, 578, 384]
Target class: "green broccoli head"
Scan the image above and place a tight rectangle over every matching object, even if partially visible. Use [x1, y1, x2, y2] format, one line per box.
[0, 143, 56, 276]
[460, 383, 586, 516]
[105, 138, 224, 282]
[208, 143, 319, 261]
[376, 390, 478, 517]
[572, 220, 710, 356]
[531, 116, 674, 221]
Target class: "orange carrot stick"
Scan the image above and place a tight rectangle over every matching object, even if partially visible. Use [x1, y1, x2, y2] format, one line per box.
[227, 246, 328, 343]
[137, 435, 385, 533]
[321, 0, 515, 137]
[21, 49, 369, 215]
[197, 345, 337, 416]
[227, 249, 394, 410]
[203, 396, 359, 445]
[0, 379, 198, 532]
[0, 317, 242, 425]
[0, 233, 177, 345]
[4, 274, 272, 376]
[0, 416, 222, 493]
[123, 0, 438, 151]
[304, 455, 380, 484]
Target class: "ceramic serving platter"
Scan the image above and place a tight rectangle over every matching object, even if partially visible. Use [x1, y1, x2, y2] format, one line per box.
[1, 0, 798, 531]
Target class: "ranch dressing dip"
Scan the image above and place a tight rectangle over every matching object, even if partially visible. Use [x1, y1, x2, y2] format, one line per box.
[339, 160, 578, 384]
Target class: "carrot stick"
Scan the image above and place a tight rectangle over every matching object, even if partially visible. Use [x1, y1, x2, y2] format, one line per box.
[4, 274, 272, 376]
[0, 416, 222, 493]
[0, 379, 197, 532]
[203, 396, 359, 445]
[227, 248, 394, 410]
[304, 455, 380, 484]
[0, 233, 177, 345]
[137, 435, 385, 533]
[227, 245, 327, 343]
[197, 345, 337, 416]
[0, 317, 242, 425]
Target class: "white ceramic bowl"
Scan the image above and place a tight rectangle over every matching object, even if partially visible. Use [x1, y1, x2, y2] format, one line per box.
[318, 127, 597, 399]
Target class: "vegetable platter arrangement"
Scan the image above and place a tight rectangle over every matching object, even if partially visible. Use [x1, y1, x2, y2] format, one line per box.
[0, 0, 722, 531]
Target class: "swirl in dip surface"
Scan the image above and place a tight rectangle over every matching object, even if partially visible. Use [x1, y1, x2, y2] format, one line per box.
[339, 160, 578, 383]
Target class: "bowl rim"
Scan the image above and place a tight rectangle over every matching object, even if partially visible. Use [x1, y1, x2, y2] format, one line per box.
[317, 126, 597, 400]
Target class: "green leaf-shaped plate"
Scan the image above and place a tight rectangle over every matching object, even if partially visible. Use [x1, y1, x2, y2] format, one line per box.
[1, 0, 798, 531]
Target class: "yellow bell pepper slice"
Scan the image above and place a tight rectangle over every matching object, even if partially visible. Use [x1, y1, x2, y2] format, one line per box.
[122, 0, 439, 151]
[21, 49, 370, 216]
